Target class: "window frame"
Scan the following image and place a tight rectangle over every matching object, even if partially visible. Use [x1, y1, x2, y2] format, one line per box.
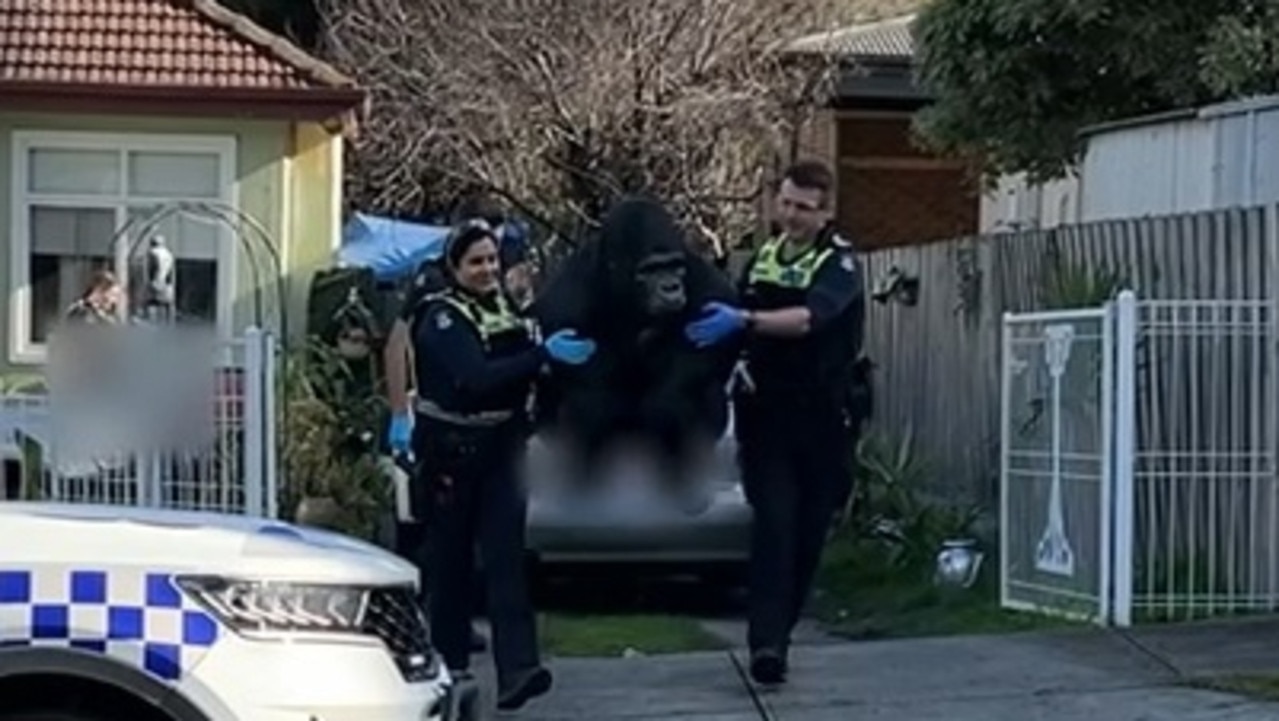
[9, 130, 239, 365]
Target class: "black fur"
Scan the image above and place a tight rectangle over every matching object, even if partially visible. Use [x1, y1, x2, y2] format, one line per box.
[529, 197, 739, 488]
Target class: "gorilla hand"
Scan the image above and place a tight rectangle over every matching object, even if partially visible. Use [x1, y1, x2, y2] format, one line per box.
[543, 329, 598, 365]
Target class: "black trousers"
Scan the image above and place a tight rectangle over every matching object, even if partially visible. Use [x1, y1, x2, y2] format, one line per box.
[412, 417, 540, 687]
[735, 396, 855, 655]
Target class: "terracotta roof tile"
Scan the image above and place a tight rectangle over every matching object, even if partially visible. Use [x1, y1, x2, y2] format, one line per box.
[0, 0, 355, 91]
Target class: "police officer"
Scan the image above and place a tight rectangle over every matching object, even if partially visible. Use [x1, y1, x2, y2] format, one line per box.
[410, 221, 597, 711]
[384, 255, 496, 656]
[684, 160, 865, 686]
[386, 217, 535, 654]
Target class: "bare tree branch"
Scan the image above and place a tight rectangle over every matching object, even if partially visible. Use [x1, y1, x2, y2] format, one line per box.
[317, 0, 842, 248]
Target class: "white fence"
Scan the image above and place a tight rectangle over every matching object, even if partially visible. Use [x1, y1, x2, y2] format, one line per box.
[1001, 293, 1279, 626]
[0, 327, 278, 518]
[1001, 306, 1115, 623]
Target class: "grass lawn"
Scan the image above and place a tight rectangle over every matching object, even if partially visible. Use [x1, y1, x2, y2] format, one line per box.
[813, 533, 1082, 640]
[1185, 674, 1279, 702]
[538, 612, 729, 658]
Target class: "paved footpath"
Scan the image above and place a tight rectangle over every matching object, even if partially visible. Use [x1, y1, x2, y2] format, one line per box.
[471, 618, 1279, 719]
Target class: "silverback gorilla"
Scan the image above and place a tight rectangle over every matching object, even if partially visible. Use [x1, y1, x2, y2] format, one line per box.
[529, 197, 740, 499]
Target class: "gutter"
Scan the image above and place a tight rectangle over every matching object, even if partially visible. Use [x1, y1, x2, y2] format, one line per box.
[0, 81, 367, 126]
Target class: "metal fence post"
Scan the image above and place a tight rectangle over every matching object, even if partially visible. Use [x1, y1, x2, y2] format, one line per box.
[243, 326, 264, 517]
[1111, 290, 1138, 627]
[998, 310, 1013, 613]
[262, 330, 278, 519]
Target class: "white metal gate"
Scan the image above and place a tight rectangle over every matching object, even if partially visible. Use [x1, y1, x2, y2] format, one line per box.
[1002, 291, 1279, 626]
[1001, 306, 1116, 623]
[0, 327, 278, 518]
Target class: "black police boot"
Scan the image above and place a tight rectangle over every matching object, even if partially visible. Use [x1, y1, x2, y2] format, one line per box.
[496, 665, 553, 711]
[749, 647, 788, 686]
[469, 624, 488, 653]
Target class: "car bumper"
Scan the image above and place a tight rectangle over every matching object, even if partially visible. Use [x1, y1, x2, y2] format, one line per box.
[184, 635, 479, 721]
[526, 486, 753, 564]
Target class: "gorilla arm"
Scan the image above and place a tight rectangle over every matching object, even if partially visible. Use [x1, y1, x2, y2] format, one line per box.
[642, 253, 741, 437]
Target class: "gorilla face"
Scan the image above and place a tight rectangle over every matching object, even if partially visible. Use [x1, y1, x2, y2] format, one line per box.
[635, 250, 687, 317]
[596, 197, 692, 320]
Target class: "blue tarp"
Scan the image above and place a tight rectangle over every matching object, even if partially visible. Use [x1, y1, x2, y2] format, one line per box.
[338, 213, 450, 282]
[338, 213, 533, 283]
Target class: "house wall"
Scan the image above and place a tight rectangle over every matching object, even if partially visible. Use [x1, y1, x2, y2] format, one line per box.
[795, 108, 837, 166]
[0, 112, 341, 372]
[285, 121, 343, 336]
[833, 111, 980, 250]
[981, 93, 1279, 231]
[979, 172, 1081, 233]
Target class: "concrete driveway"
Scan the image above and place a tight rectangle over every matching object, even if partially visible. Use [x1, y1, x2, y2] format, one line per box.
[471, 619, 1279, 720]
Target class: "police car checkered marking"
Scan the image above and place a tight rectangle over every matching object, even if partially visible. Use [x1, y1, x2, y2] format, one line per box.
[0, 568, 219, 681]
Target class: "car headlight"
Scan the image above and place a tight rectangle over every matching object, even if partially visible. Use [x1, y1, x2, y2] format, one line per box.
[175, 576, 369, 635]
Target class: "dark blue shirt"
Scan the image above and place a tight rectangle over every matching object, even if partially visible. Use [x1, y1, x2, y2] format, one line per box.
[738, 236, 865, 402]
[412, 295, 546, 415]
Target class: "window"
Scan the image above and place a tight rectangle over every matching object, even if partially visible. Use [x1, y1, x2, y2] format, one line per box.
[10, 132, 237, 363]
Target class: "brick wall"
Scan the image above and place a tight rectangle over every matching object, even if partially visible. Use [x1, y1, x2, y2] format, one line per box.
[834, 113, 979, 250]
[794, 109, 836, 166]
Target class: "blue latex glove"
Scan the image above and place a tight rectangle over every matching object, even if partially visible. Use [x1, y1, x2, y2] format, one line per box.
[387, 412, 413, 455]
[544, 329, 597, 365]
[685, 301, 747, 348]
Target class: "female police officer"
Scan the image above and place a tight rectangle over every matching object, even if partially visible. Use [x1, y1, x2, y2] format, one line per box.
[409, 220, 595, 712]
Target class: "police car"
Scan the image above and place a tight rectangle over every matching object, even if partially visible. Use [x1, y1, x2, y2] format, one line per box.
[0, 502, 476, 721]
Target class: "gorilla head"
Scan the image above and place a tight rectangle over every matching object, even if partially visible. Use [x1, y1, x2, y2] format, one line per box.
[596, 197, 690, 319]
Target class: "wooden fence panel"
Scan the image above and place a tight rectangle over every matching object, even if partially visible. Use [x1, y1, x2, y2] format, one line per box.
[860, 205, 1274, 505]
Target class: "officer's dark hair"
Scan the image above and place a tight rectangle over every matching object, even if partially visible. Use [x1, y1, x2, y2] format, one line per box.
[781, 160, 835, 207]
[443, 219, 500, 270]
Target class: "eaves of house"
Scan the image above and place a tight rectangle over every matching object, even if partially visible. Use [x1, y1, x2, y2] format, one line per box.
[787, 11, 926, 104]
[0, 0, 365, 124]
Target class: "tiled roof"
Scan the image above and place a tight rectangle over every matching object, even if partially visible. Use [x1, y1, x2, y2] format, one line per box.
[0, 0, 355, 91]
[787, 13, 917, 60]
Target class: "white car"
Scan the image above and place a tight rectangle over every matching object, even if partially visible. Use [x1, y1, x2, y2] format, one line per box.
[0, 502, 476, 721]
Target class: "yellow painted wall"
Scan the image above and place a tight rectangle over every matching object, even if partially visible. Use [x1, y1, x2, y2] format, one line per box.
[284, 121, 343, 339]
[0, 111, 342, 372]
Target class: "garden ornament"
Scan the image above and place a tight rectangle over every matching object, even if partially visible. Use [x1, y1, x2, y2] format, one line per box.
[935, 537, 984, 589]
[871, 265, 920, 306]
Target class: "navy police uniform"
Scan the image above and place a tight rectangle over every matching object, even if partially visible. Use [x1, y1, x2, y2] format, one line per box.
[733, 226, 865, 666]
[409, 284, 545, 694]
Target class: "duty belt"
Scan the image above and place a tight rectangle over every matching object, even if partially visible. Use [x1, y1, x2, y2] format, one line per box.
[414, 398, 513, 427]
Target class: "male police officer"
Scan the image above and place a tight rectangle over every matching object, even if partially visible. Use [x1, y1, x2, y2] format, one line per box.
[685, 160, 865, 686]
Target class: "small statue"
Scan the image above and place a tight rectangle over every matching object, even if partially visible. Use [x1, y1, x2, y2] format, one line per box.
[145, 235, 176, 323]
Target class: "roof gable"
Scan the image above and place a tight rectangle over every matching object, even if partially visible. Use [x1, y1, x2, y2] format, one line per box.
[0, 0, 356, 92]
[787, 13, 917, 60]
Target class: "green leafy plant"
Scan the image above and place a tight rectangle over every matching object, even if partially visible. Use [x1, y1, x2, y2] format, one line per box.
[1040, 259, 1129, 310]
[277, 336, 391, 540]
[839, 428, 983, 575]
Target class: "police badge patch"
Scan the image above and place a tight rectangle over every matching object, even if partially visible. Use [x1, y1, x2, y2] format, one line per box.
[840, 253, 857, 272]
[435, 310, 453, 329]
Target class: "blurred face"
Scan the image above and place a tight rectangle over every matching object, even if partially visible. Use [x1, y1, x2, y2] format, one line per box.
[452, 237, 502, 294]
[91, 282, 121, 311]
[774, 178, 831, 242]
[504, 262, 535, 304]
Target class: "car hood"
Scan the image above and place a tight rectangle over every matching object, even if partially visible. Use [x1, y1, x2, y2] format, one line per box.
[0, 502, 417, 587]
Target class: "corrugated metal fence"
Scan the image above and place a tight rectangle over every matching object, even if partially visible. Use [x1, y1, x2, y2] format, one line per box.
[863, 205, 1275, 506]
